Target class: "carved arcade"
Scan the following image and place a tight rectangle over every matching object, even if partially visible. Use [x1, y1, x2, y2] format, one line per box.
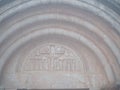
[18, 43, 108, 88]
[22, 44, 84, 72]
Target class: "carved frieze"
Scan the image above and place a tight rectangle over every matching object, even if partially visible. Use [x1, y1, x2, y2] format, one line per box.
[22, 43, 84, 72]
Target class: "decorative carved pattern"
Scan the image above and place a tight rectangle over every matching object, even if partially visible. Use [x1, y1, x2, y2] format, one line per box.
[22, 43, 84, 72]
[19, 43, 108, 88]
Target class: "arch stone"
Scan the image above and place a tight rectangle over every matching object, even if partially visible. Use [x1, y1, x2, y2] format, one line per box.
[0, 0, 120, 90]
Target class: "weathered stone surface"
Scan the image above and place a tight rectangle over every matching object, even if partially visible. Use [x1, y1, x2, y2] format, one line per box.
[0, 0, 120, 90]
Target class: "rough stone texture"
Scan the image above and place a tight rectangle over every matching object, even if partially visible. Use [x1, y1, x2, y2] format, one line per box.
[0, 0, 120, 90]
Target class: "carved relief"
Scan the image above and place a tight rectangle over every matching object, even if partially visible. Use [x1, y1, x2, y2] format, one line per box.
[22, 43, 84, 72]
[18, 43, 108, 88]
